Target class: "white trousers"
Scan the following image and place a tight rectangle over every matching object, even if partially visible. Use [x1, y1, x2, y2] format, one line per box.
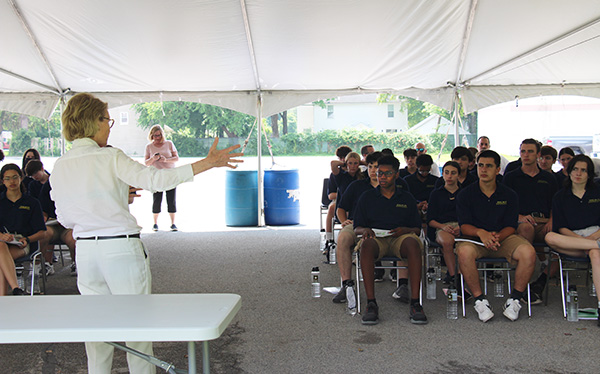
[76, 237, 156, 374]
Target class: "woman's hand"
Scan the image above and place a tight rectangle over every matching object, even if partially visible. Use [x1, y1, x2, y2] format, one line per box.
[205, 138, 243, 169]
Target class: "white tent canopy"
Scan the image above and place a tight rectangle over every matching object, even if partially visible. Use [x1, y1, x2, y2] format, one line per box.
[3, 0, 600, 119]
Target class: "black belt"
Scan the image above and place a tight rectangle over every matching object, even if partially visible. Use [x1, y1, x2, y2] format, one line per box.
[77, 234, 140, 241]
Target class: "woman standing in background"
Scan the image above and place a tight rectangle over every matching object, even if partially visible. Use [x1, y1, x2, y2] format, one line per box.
[144, 125, 179, 231]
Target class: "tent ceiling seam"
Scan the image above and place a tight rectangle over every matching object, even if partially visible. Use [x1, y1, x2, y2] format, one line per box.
[453, 0, 479, 87]
[240, 0, 261, 92]
[9, 0, 63, 94]
[465, 15, 600, 85]
[0, 67, 60, 94]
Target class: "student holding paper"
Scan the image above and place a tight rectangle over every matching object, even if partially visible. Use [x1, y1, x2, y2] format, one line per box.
[0, 163, 46, 296]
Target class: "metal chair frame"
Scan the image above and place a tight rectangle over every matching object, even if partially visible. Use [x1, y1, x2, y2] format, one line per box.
[14, 249, 46, 296]
[548, 250, 591, 318]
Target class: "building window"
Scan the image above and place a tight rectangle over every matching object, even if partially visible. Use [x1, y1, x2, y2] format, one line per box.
[327, 105, 334, 119]
[387, 104, 394, 118]
[120, 112, 129, 125]
[385, 129, 398, 133]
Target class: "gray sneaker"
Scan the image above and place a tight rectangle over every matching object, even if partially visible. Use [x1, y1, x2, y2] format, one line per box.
[392, 283, 410, 303]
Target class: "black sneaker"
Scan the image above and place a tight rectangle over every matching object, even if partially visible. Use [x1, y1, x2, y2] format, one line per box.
[152, 224, 158, 232]
[323, 241, 335, 263]
[410, 303, 428, 324]
[374, 263, 385, 282]
[170, 224, 178, 232]
[597, 309, 600, 327]
[522, 283, 543, 305]
[333, 285, 348, 303]
[388, 268, 397, 282]
[361, 301, 379, 325]
[443, 273, 455, 285]
[12, 287, 26, 296]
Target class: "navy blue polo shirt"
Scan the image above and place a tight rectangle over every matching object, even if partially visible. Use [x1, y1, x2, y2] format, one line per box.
[394, 177, 410, 194]
[427, 186, 459, 224]
[502, 168, 557, 217]
[0, 192, 46, 250]
[555, 171, 568, 188]
[327, 172, 338, 195]
[333, 170, 360, 197]
[552, 187, 600, 232]
[434, 172, 477, 189]
[504, 159, 522, 174]
[337, 179, 375, 220]
[456, 182, 519, 232]
[39, 180, 57, 218]
[403, 173, 437, 202]
[353, 186, 421, 231]
[398, 167, 415, 179]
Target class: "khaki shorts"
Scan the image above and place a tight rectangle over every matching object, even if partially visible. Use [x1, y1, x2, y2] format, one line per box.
[359, 232, 423, 261]
[48, 222, 70, 243]
[339, 224, 358, 243]
[518, 221, 548, 243]
[456, 234, 530, 265]
[435, 221, 459, 238]
[574, 226, 600, 237]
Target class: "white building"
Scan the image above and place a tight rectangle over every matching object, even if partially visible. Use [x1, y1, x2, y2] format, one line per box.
[107, 105, 152, 156]
[297, 94, 408, 133]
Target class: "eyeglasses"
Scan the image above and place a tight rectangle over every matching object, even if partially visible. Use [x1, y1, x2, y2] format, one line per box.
[3, 175, 20, 182]
[416, 148, 425, 152]
[101, 117, 115, 128]
[377, 171, 395, 177]
[152, 133, 162, 138]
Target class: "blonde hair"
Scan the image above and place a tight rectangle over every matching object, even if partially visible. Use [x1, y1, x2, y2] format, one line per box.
[345, 152, 361, 163]
[62, 93, 107, 141]
[148, 124, 165, 142]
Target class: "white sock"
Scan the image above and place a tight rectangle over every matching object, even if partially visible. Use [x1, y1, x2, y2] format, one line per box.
[597, 301, 600, 309]
[326, 232, 333, 241]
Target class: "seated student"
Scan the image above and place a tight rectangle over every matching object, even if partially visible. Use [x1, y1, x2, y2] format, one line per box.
[33, 165, 78, 276]
[403, 154, 437, 214]
[503, 139, 558, 304]
[354, 155, 427, 325]
[415, 142, 440, 177]
[333, 151, 381, 305]
[456, 150, 536, 322]
[21, 148, 42, 195]
[323, 146, 352, 255]
[555, 147, 575, 187]
[544, 155, 600, 326]
[398, 148, 417, 178]
[467, 147, 478, 172]
[359, 144, 375, 172]
[0, 164, 46, 296]
[428, 161, 462, 286]
[477, 136, 511, 174]
[538, 145, 558, 175]
[435, 146, 477, 189]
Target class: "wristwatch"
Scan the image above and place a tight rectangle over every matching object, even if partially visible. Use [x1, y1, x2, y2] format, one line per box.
[25, 237, 30, 244]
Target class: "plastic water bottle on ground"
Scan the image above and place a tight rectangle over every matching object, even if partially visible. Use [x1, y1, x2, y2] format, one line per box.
[567, 285, 578, 322]
[494, 271, 504, 298]
[329, 245, 336, 264]
[434, 256, 442, 281]
[311, 267, 321, 298]
[16, 271, 24, 290]
[346, 282, 357, 316]
[426, 267, 436, 300]
[319, 229, 326, 252]
[589, 272, 596, 297]
[447, 287, 458, 319]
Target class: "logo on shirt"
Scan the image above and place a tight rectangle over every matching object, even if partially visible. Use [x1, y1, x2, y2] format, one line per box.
[396, 204, 408, 208]
[589, 199, 600, 204]
[496, 201, 507, 206]
[537, 180, 549, 185]
[18, 205, 30, 211]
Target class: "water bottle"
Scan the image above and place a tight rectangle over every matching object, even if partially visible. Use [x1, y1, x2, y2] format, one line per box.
[311, 267, 321, 298]
[329, 244, 337, 265]
[346, 281, 357, 316]
[434, 256, 442, 281]
[590, 272, 596, 297]
[567, 285, 579, 322]
[319, 229, 326, 252]
[426, 267, 436, 300]
[494, 271, 504, 298]
[447, 287, 458, 319]
[16, 271, 24, 290]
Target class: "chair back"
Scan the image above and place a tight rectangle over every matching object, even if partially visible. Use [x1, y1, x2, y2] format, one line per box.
[321, 178, 332, 206]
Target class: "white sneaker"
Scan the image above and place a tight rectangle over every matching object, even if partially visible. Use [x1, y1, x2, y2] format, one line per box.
[44, 262, 55, 276]
[503, 298, 522, 321]
[474, 299, 494, 322]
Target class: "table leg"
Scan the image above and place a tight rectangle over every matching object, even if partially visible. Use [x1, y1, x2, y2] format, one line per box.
[202, 341, 210, 374]
[188, 341, 197, 374]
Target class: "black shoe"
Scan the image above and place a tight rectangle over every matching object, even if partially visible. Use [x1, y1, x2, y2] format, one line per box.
[333, 281, 355, 303]
[522, 283, 544, 305]
[323, 240, 335, 263]
[170, 224, 178, 231]
[12, 287, 26, 296]
[410, 303, 428, 325]
[374, 263, 384, 282]
[597, 309, 600, 327]
[361, 301, 379, 325]
[388, 268, 397, 282]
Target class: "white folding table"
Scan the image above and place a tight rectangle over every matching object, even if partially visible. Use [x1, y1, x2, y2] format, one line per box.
[0, 293, 241, 374]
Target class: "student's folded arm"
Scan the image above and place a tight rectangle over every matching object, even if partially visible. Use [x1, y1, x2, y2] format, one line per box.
[428, 219, 445, 230]
[330, 160, 344, 175]
[355, 226, 375, 239]
[336, 208, 348, 224]
[459, 224, 481, 238]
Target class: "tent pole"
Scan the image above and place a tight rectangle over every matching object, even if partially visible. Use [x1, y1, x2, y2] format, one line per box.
[257, 92, 264, 227]
[59, 96, 66, 156]
[453, 93, 460, 148]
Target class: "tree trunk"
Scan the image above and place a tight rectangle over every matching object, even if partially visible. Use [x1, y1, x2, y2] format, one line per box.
[221, 126, 237, 138]
[270, 114, 279, 138]
[282, 111, 288, 135]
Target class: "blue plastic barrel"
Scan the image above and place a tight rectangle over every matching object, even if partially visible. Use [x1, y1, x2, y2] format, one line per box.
[264, 169, 300, 225]
[225, 170, 258, 226]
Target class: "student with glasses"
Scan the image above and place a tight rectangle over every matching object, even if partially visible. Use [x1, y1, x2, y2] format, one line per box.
[0, 163, 46, 296]
[145, 124, 180, 232]
[50, 93, 242, 374]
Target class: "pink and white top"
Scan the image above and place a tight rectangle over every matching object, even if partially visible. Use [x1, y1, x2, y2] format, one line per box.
[145, 140, 178, 170]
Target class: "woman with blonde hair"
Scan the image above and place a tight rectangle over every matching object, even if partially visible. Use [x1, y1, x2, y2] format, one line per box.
[144, 124, 179, 231]
[50, 93, 242, 374]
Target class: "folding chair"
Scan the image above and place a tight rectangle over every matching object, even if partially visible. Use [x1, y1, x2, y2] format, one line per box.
[51, 239, 71, 266]
[355, 245, 423, 314]
[549, 250, 591, 318]
[14, 249, 46, 296]
[319, 178, 332, 232]
[460, 257, 531, 318]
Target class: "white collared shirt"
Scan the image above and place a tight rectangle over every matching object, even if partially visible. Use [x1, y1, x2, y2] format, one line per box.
[50, 138, 193, 238]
